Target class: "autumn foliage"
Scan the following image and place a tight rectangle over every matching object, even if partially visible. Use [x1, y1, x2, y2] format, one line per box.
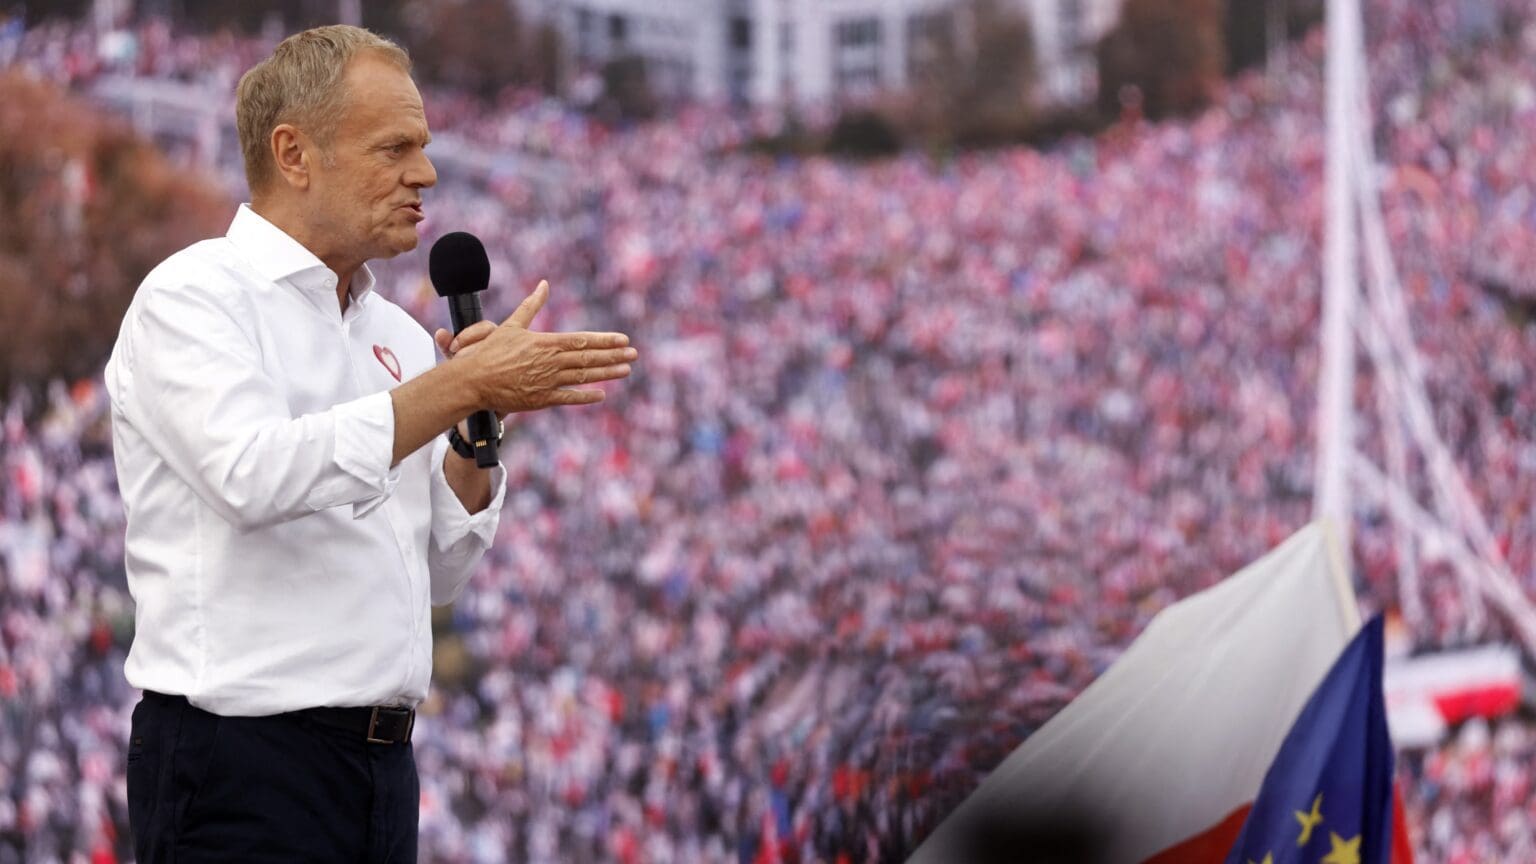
[0, 72, 230, 394]
[1097, 0, 1225, 120]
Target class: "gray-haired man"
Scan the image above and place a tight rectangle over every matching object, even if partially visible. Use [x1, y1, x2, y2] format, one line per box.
[108, 25, 635, 862]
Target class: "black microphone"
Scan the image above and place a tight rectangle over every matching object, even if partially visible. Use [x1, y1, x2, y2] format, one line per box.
[429, 232, 500, 469]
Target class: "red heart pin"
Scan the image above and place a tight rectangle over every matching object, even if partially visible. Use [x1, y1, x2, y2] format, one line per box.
[373, 344, 401, 381]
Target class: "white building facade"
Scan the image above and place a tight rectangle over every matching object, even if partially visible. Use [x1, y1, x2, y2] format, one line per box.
[528, 0, 1122, 107]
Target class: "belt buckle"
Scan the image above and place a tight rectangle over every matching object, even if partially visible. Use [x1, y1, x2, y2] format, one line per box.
[366, 706, 413, 744]
[366, 707, 389, 744]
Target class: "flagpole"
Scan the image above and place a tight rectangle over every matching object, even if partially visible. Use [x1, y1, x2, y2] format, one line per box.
[1315, 0, 1359, 555]
[1320, 519, 1363, 634]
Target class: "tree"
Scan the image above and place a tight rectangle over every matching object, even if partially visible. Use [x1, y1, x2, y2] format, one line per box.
[1224, 0, 1322, 74]
[1097, 0, 1224, 121]
[0, 73, 229, 395]
[597, 54, 656, 122]
[527, 19, 565, 94]
[400, 0, 562, 100]
[130, 0, 353, 33]
[826, 109, 903, 158]
[955, 0, 1039, 144]
[907, 0, 1039, 149]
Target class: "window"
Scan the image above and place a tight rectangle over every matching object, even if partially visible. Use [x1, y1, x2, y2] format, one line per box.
[575, 8, 598, 60]
[905, 11, 953, 83]
[834, 16, 882, 95]
[780, 22, 796, 95]
[731, 16, 753, 51]
[836, 17, 881, 49]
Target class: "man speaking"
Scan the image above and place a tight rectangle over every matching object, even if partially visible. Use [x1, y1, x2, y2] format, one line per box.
[103, 25, 636, 862]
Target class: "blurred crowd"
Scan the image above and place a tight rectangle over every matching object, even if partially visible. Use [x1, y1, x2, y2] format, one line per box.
[1401, 717, 1536, 864]
[0, 382, 133, 864]
[0, 14, 260, 92]
[5, 0, 1536, 861]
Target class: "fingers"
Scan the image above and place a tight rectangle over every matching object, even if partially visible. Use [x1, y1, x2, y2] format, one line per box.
[549, 331, 631, 351]
[506, 279, 549, 329]
[553, 363, 631, 387]
[434, 328, 451, 355]
[447, 320, 496, 354]
[540, 388, 605, 406]
[558, 346, 638, 369]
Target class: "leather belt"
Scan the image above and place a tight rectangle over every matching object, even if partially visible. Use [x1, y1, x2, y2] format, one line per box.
[300, 705, 416, 744]
[141, 691, 416, 744]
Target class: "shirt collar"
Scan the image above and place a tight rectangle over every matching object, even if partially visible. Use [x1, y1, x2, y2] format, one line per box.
[226, 204, 377, 305]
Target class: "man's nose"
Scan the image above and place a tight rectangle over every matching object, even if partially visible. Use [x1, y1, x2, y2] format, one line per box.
[407, 151, 437, 189]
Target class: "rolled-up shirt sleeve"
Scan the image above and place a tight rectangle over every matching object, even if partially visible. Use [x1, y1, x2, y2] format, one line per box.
[426, 434, 506, 606]
[121, 278, 400, 531]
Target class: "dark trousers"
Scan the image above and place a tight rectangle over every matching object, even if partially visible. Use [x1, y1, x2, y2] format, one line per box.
[126, 690, 419, 863]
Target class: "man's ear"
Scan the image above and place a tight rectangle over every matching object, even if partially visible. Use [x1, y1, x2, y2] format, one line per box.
[270, 123, 313, 191]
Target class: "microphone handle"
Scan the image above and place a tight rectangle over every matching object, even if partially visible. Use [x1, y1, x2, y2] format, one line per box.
[447, 293, 484, 334]
[447, 293, 500, 468]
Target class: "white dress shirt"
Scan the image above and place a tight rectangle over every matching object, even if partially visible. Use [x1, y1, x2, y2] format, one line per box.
[105, 204, 506, 717]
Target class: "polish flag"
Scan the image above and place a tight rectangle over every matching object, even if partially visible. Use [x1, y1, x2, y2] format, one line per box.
[906, 523, 1413, 864]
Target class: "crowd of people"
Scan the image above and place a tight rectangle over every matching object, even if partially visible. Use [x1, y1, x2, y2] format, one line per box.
[0, 381, 131, 864]
[4, 0, 1536, 861]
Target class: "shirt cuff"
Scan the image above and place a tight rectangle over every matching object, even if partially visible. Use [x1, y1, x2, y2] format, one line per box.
[352, 465, 402, 519]
[304, 391, 398, 512]
[345, 391, 400, 518]
[430, 434, 507, 547]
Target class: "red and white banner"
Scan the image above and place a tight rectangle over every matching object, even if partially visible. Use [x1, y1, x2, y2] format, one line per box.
[1385, 643, 1521, 748]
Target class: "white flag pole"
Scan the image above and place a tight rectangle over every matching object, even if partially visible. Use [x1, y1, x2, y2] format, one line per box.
[1315, 0, 1360, 554]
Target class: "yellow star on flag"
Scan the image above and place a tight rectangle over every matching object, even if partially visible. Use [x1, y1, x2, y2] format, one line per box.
[1321, 832, 1361, 864]
[1247, 855, 1273, 864]
[1294, 793, 1324, 846]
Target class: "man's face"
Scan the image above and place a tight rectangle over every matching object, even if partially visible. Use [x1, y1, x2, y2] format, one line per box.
[308, 53, 435, 265]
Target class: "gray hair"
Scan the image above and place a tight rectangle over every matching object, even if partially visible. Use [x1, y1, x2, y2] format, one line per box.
[235, 25, 411, 192]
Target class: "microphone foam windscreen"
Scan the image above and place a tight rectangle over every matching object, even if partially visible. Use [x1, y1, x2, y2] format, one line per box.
[429, 232, 491, 297]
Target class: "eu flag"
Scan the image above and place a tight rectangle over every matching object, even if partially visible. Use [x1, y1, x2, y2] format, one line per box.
[1222, 616, 1396, 864]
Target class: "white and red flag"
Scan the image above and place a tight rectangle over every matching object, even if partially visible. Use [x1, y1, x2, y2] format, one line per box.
[907, 523, 1413, 864]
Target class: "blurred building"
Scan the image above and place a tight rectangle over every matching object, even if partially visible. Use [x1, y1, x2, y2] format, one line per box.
[527, 0, 1121, 107]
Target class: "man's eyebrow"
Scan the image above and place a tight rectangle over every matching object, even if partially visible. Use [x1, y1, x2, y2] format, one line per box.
[373, 131, 430, 148]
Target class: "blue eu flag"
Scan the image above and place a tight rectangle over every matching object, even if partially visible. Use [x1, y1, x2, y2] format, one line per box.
[1222, 616, 1396, 864]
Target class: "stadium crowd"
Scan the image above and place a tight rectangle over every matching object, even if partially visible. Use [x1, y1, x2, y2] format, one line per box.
[4, 0, 1536, 861]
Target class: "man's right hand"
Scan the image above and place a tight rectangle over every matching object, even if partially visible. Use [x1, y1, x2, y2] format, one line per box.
[438, 280, 636, 414]
[391, 279, 634, 467]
